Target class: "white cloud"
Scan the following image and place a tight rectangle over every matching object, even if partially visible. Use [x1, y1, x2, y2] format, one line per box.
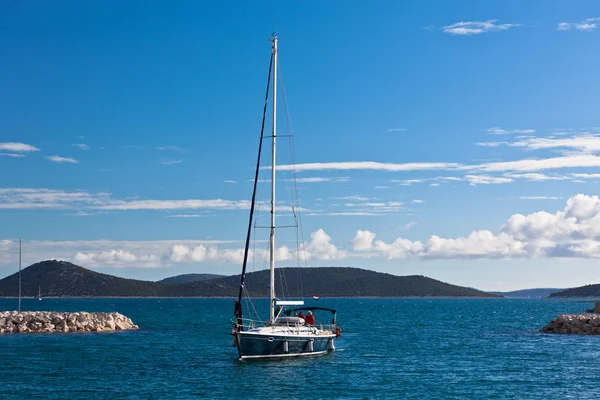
[471, 154, 600, 172]
[95, 199, 250, 211]
[510, 135, 600, 153]
[394, 179, 425, 186]
[0, 142, 39, 152]
[504, 173, 569, 181]
[344, 194, 600, 260]
[224, 180, 237, 184]
[518, 196, 561, 200]
[429, 183, 440, 187]
[424, 231, 524, 259]
[0, 153, 26, 158]
[339, 196, 372, 201]
[277, 161, 462, 172]
[557, 18, 600, 32]
[487, 127, 536, 135]
[46, 155, 78, 164]
[476, 142, 506, 147]
[276, 153, 600, 176]
[302, 229, 346, 260]
[157, 146, 184, 151]
[73, 144, 89, 150]
[165, 214, 211, 218]
[74, 250, 161, 268]
[0, 239, 240, 268]
[403, 222, 418, 230]
[307, 212, 382, 217]
[0, 187, 259, 212]
[464, 175, 514, 185]
[386, 128, 406, 132]
[291, 177, 348, 183]
[442, 20, 520, 35]
[8, 195, 600, 266]
[0, 188, 111, 209]
[373, 236, 424, 259]
[411, 199, 424, 204]
[168, 229, 345, 264]
[351, 230, 376, 250]
[571, 173, 600, 179]
[161, 160, 183, 165]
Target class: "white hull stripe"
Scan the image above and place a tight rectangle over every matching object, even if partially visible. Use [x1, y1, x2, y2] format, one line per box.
[240, 350, 329, 360]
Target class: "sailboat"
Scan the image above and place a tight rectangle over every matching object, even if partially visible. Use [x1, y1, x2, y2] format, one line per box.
[231, 35, 341, 360]
[38, 285, 42, 301]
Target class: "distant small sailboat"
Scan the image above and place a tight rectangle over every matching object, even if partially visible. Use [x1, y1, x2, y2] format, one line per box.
[38, 285, 42, 301]
[313, 295, 319, 300]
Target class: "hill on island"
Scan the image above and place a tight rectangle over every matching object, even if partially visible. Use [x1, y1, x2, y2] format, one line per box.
[548, 284, 600, 298]
[0, 260, 500, 298]
[158, 273, 225, 284]
[492, 288, 564, 298]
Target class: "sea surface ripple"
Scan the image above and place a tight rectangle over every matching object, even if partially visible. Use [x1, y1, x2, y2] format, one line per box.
[1, 297, 599, 399]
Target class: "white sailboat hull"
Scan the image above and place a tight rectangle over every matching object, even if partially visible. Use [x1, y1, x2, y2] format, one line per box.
[236, 327, 336, 360]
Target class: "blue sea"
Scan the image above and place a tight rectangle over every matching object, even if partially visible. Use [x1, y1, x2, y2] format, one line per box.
[1, 297, 599, 399]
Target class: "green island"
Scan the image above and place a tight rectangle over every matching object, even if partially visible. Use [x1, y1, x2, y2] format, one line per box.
[0, 260, 500, 298]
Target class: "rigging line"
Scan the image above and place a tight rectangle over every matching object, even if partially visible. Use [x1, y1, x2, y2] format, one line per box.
[243, 285, 261, 322]
[278, 57, 309, 298]
[237, 52, 273, 307]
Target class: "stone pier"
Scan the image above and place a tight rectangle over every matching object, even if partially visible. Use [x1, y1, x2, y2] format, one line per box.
[0, 311, 138, 333]
[540, 314, 600, 335]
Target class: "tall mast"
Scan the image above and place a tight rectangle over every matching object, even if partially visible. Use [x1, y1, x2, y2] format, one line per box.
[269, 35, 278, 322]
[18, 238, 22, 312]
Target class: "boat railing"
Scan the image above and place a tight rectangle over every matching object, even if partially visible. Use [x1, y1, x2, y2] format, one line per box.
[232, 317, 266, 331]
[233, 317, 338, 335]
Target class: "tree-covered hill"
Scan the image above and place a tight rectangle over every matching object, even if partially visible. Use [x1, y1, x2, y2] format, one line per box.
[0, 260, 499, 298]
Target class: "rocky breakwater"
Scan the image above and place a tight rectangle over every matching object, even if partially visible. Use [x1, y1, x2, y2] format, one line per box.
[0, 311, 138, 333]
[540, 314, 600, 335]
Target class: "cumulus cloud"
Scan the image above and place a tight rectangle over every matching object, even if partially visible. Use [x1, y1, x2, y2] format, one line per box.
[0, 239, 240, 268]
[442, 20, 520, 35]
[7, 195, 600, 267]
[351, 230, 376, 251]
[344, 195, 600, 260]
[74, 250, 161, 267]
[302, 229, 346, 260]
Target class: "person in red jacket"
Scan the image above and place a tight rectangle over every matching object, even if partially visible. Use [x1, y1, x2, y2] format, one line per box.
[304, 311, 315, 326]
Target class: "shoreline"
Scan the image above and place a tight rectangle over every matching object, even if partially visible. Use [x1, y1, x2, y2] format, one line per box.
[1, 295, 505, 299]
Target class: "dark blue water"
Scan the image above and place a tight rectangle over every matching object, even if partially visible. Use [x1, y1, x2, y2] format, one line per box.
[1, 297, 599, 399]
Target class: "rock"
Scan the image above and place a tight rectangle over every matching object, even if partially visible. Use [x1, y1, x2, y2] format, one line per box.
[541, 314, 600, 336]
[0, 311, 138, 334]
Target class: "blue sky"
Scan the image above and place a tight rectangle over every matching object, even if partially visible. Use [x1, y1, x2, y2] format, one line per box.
[2, 1, 600, 291]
